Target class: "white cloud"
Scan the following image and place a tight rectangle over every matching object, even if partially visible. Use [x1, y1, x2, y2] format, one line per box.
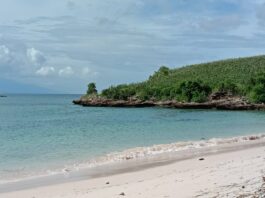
[82, 67, 91, 75]
[0, 45, 10, 61]
[58, 66, 74, 77]
[36, 66, 55, 76]
[81, 67, 99, 77]
[27, 48, 46, 65]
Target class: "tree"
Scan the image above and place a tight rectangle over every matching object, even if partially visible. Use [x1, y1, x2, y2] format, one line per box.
[158, 66, 170, 76]
[177, 80, 211, 102]
[87, 83, 97, 95]
[218, 80, 238, 95]
[249, 84, 265, 103]
[248, 74, 265, 103]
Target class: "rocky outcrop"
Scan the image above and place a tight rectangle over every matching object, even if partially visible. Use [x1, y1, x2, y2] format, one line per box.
[73, 98, 156, 107]
[209, 91, 233, 100]
[73, 96, 265, 110]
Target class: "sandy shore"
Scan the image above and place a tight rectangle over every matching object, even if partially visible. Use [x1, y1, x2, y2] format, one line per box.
[1, 139, 265, 198]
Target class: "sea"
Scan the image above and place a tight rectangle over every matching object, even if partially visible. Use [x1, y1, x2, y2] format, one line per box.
[1, 94, 265, 183]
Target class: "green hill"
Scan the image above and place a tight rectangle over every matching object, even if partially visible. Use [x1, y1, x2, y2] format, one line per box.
[89, 55, 265, 103]
[148, 55, 265, 88]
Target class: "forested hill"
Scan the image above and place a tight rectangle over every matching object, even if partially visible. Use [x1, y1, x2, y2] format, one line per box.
[149, 55, 265, 88]
[86, 55, 265, 103]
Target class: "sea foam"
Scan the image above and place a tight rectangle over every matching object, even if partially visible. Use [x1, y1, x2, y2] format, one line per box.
[1, 134, 265, 184]
[68, 133, 265, 170]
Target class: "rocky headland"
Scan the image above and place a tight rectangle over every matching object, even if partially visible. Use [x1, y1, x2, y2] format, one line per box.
[73, 92, 265, 110]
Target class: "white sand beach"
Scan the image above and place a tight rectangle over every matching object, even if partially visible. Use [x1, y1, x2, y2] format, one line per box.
[1, 138, 265, 198]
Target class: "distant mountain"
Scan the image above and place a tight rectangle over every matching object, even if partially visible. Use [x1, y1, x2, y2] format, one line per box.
[0, 79, 53, 94]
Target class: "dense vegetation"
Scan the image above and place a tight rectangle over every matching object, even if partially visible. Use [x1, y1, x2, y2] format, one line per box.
[86, 55, 265, 103]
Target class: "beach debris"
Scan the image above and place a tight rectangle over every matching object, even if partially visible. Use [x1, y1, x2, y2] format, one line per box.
[242, 186, 245, 189]
[125, 156, 133, 160]
[106, 181, 110, 185]
[199, 158, 205, 161]
[119, 192, 125, 196]
[249, 136, 258, 140]
[63, 168, 70, 173]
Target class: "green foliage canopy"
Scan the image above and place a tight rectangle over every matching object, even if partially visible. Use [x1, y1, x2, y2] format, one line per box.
[177, 81, 211, 102]
[87, 83, 97, 95]
[248, 74, 265, 103]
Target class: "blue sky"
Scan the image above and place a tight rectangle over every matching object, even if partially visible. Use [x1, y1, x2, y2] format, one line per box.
[0, 0, 265, 93]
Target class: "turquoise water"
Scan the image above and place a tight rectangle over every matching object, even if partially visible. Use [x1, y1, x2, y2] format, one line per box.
[1, 94, 265, 181]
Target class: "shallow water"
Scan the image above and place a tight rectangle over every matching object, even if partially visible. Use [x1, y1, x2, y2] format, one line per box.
[0, 94, 265, 182]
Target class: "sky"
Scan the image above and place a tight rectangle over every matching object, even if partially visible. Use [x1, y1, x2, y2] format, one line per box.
[1, 0, 265, 93]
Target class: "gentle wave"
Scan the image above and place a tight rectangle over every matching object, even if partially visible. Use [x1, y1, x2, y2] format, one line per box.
[78, 133, 265, 167]
[1, 133, 265, 184]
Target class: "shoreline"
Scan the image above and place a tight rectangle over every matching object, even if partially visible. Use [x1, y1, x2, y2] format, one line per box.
[73, 98, 265, 110]
[1, 134, 265, 197]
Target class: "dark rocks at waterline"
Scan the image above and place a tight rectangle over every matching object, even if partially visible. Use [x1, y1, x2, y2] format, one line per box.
[72, 98, 265, 111]
[0, 95, 7, 98]
[73, 98, 156, 108]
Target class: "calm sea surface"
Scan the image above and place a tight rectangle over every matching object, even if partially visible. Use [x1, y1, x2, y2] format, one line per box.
[1, 94, 265, 181]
